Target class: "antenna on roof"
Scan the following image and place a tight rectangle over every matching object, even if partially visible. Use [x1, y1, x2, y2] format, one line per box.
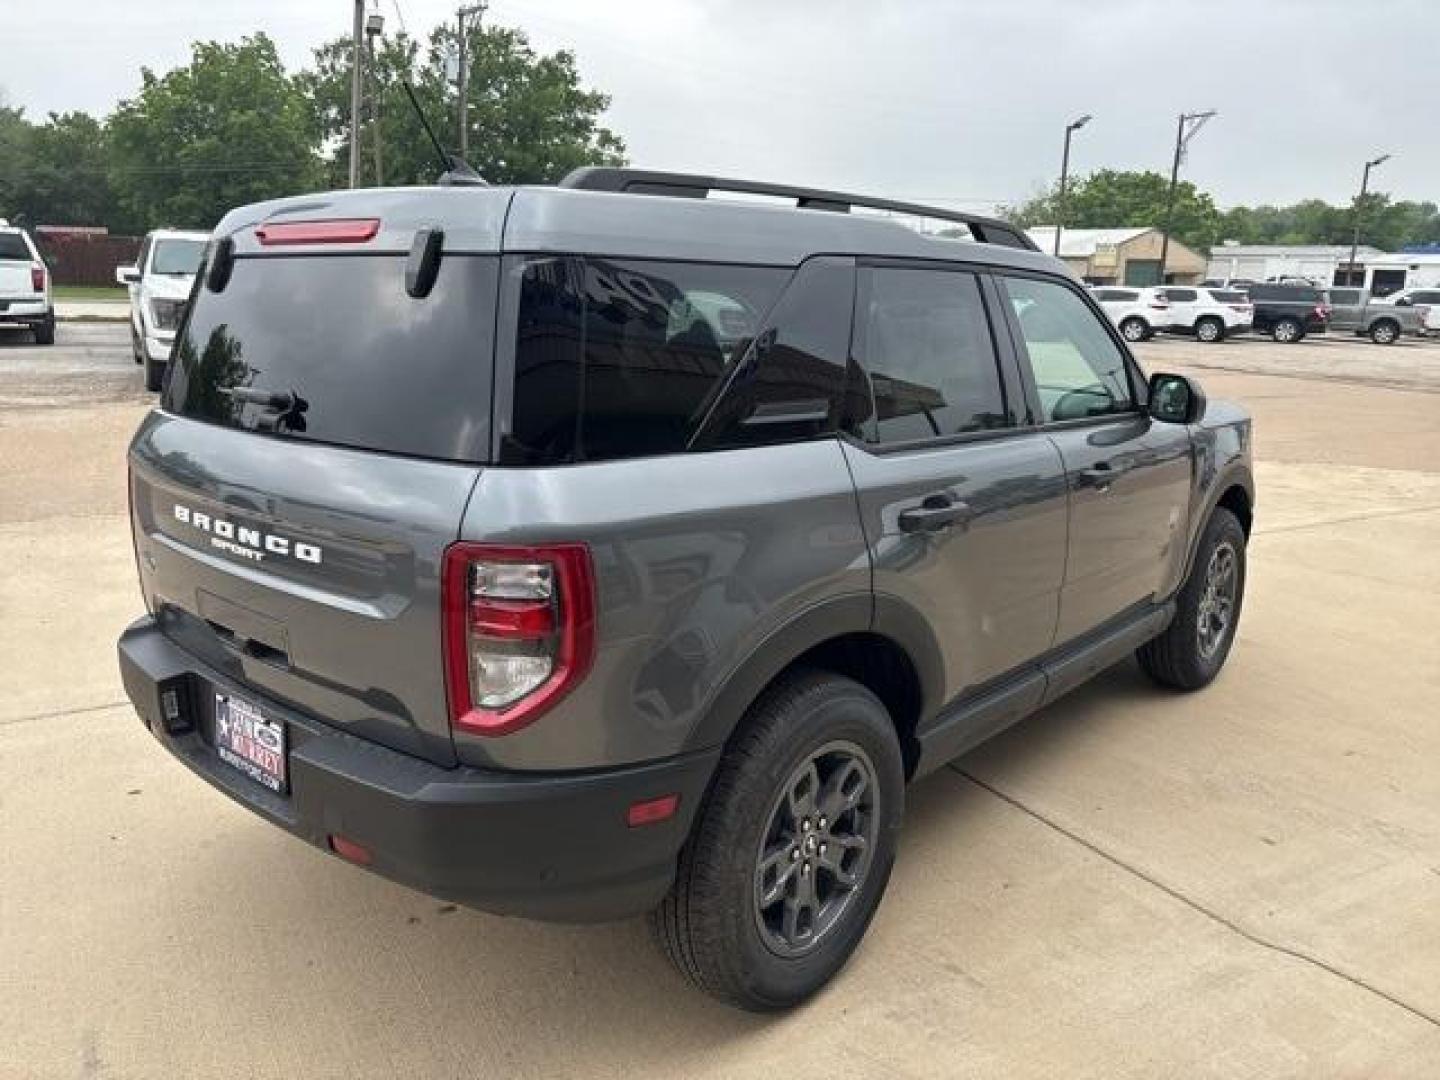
[397, 75, 486, 186]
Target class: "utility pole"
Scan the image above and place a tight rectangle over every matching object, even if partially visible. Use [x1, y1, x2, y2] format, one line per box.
[1054, 114, 1092, 257]
[366, 12, 385, 186]
[456, 3, 487, 160]
[1158, 110, 1217, 285]
[1347, 153, 1391, 288]
[348, 0, 364, 188]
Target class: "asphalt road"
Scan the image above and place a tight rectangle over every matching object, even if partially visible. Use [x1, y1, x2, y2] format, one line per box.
[3, 323, 1439, 1078]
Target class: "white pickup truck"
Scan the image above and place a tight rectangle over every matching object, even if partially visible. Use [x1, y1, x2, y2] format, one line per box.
[0, 221, 55, 345]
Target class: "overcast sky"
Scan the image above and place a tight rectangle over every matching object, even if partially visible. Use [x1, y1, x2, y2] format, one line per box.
[5, 0, 1435, 213]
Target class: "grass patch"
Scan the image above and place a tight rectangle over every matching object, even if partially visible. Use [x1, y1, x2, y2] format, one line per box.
[54, 285, 129, 302]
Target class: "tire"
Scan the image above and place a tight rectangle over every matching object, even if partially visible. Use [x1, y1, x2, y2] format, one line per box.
[131, 325, 143, 364]
[1271, 318, 1301, 344]
[143, 351, 164, 392]
[1120, 317, 1149, 343]
[1195, 317, 1224, 343]
[650, 671, 905, 1011]
[32, 316, 55, 346]
[1137, 507, 1246, 690]
[1369, 319, 1399, 345]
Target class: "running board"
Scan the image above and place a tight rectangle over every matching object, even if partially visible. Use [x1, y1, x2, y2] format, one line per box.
[912, 601, 1174, 777]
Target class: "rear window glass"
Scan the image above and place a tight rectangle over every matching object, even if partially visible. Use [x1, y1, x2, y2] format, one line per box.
[0, 233, 32, 260]
[504, 257, 789, 464]
[1250, 284, 1319, 302]
[164, 255, 498, 462]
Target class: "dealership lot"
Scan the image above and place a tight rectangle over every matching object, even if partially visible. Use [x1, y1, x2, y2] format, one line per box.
[2, 324, 1439, 1076]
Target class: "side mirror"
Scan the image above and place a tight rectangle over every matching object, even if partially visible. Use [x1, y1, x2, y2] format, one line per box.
[1148, 372, 1206, 424]
[1394, 297, 1412, 307]
[116, 265, 139, 285]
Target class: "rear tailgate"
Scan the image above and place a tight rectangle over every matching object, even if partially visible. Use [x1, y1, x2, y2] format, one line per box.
[0, 232, 38, 299]
[129, 206, 506, 766]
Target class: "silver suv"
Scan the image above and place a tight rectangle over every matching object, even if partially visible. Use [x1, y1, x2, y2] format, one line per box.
[117, 169, 1255, 1010]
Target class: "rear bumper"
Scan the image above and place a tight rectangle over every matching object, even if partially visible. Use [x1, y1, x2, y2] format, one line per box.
[0, 299, 51, 323]
[143, 333, 173, 362]
[118, 615, 717, 922]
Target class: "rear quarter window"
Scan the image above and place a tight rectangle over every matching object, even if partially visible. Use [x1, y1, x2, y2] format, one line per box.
[503, 257, 792, 464]
[164, 254, 499, 463]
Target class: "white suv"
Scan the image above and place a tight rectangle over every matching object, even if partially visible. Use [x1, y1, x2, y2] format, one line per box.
[1155, 286, 1253, 343]
[1090, 286, 1170, 342]
[118, 229, 209, 390]
[0, 220, 55, 345]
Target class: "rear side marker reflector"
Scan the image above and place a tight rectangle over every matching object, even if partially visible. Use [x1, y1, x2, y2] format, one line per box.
[328, 834, 372, 865]
[256, 219, 380, 246]
[627, 794, 680, 828]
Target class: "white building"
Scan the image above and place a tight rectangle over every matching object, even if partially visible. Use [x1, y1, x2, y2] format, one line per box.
[1204, 243, 1382, 287]
[1204, 244, 1440, 295]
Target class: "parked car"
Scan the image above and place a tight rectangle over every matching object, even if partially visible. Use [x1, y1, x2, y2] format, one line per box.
[117, 168, 1254, 1011]
[1245, 282, 1330, 342]
[117, 229, 209, 391]
[1090, 285, 1169, 342]
[1378, 288, 1440, 334]
[1326, 287, 1429, 344]
[0, 219, 55, 344]
[1155, 286, 1253, 343]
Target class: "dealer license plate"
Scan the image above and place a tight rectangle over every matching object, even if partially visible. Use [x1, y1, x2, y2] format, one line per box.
[214, 692, 287, 793]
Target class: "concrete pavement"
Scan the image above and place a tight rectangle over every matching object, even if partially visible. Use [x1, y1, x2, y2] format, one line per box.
[2, 325, 1439, 1077]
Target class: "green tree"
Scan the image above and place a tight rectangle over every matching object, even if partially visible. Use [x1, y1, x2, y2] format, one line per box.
[300, 21, 625, 188]
[1003, 169, 1223, 252]
[22, 112, 118, 227]
[108, 35, 321, 231]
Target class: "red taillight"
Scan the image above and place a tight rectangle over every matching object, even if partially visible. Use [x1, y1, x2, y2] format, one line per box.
[442, 543, 596, 737]
[30, 263, 45, 292]
[255, 218, 380, 246]
[1314, 304, 1331, 320]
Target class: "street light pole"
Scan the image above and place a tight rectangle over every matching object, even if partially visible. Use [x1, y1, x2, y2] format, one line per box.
[1054, 114, 1092, 257]
[1347, 153, 1391, 288]
[1158, 109, 1217, 285]
[348, 0, 365, 188]
[456, 3, 486, 159]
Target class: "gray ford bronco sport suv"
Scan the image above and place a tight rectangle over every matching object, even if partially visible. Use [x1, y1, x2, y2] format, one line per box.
[118, 168, 1253, 1010]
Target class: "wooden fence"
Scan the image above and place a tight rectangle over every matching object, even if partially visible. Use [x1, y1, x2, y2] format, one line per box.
[34, 233, 143, 288]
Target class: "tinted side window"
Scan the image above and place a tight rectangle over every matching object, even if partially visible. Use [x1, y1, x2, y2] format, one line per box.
[1329, 288, 1361, 304]
[1165, 289, 1198, 302]
[505, 257, 788, 464]
[1003, 275, 1136, 423]
[692, 258, 858, 451]
[854, 267, 1009, 444]
[1413, 291, 1440, 304]
[1211, 290, 1247, 303]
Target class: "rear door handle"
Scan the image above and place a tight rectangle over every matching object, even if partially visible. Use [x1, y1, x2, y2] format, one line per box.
[898, 496, 973, 534]
[1080, 461, 1132, 489]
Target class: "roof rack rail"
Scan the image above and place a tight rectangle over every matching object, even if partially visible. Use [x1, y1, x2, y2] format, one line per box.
[558, 167, 1038, 252]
